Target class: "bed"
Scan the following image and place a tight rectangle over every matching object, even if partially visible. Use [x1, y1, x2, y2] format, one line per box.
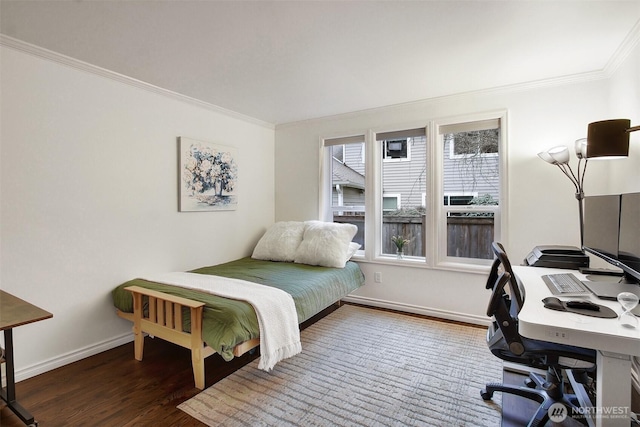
[112, 221, 364, 389]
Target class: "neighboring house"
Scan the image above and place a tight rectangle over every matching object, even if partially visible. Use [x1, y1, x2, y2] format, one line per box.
[332, 132, 500, 213]
[331, 157, 365, 212]
[443, 132, 500, 206]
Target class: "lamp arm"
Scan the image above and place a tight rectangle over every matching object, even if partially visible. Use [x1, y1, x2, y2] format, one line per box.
[627, 125, 640, 133]
[579, 158, 588, 193]
[556, 164, 580, 193]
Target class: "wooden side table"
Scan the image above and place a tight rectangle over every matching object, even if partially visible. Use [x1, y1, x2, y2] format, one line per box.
[1, 290, 52, 426]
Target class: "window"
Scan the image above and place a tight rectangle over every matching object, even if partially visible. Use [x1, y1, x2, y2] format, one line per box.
[378, 128, 427, 258]
[444, 194, 477, 206]
[383, 139, 409, 160]
[439, 116, 503, 262]
[320, 111, 505, 268]
[321, 135, 366, 251]
[383, 194, 401, 211]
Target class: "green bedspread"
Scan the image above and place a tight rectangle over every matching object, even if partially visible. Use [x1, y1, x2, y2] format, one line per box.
[112, 257, 364, 361]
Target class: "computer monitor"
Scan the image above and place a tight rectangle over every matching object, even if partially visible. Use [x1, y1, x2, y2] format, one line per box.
[582, 194, 620, 261]
[583, 192, 640, 285]
[618, 192, 640, 284]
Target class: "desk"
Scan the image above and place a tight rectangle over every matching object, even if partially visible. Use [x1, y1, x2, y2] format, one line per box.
[514, 266, 640, 427]
[1, 290, 52, 426]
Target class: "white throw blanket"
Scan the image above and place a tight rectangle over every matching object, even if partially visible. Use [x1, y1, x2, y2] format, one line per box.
[141, 272, 302, 371]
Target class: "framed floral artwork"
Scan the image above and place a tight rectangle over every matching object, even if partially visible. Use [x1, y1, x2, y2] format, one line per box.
[179, 137, 238, 211]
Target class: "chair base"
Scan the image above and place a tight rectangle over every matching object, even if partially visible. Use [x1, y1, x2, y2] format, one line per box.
[481, 371, 591, 427]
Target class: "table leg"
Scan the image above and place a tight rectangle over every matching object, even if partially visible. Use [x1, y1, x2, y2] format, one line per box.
[595, 350, 632, 427]
[1, 329, 36, 426]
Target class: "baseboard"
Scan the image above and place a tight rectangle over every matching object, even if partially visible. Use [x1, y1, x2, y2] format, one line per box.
[342, 295, 492, 327]
[2, 332, 133, 384]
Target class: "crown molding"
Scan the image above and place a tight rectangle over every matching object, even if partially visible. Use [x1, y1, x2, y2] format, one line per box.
[0, 35, 275, 130]
[603, 18, 640, 77]
[276, 69, 607, 130]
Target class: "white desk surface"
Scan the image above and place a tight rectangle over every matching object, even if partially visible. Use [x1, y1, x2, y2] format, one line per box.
[514, 265, 639, 427]
[514, 265, 640, 356]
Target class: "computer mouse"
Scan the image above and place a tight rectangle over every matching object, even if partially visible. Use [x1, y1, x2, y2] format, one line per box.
[542, 297, 565, 311]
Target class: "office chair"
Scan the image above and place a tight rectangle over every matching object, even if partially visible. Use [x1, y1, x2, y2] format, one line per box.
[481, 242, 597, 427]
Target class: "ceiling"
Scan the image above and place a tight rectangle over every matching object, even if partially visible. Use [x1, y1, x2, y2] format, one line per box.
[1, 1, 640, 125]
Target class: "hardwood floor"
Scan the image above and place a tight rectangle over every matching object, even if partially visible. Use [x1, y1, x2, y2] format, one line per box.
[1, 335, 243, 426]
[1, 304, 343, 427]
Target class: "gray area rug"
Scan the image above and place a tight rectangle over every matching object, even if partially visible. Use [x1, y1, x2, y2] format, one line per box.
[179, 304, 503, 426]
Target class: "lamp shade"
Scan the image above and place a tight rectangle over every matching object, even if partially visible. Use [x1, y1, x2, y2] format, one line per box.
[575, 138, 587, 159]
[537, 151, 555, 164]
[548, 145, 570, 164]
[587, 119, 630, 158]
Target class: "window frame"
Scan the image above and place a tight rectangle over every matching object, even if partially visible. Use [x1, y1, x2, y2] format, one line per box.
[433, 111, 507, 269]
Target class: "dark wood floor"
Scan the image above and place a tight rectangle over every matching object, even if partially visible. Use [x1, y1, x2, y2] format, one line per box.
[1, 305, 344, 427]
[1, 304, 617, 426]
[1, 333, 249, 426]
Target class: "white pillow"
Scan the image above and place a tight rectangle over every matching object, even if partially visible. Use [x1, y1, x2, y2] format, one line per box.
[346, 242, 361, 260]
[251, 221, 305, 262]
[294, 221, 358, 268]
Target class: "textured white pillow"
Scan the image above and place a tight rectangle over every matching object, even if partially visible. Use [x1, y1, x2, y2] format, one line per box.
[251, 221, 305, 262]
[346, 242, 361, 260]
[294, 221, 358, 268]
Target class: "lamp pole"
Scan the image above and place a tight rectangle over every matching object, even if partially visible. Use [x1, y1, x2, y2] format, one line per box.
[555, 159, 587, 249]
[538, 140, 588, 250]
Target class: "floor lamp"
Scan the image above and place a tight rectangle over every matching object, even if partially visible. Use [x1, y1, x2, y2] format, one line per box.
[538, 119, 639, 249]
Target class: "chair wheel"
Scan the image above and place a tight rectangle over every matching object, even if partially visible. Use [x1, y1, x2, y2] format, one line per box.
[480, 389, 493, 400]
[524, 377, 536, 388]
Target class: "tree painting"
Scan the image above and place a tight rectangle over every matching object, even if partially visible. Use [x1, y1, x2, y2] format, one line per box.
[179, 138, 238, 211]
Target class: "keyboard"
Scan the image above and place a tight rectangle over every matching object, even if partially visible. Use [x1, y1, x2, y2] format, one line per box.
[542, 273, 592, 296]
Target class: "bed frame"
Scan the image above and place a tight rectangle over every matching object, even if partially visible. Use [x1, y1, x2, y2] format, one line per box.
[116, 285, 260, 390]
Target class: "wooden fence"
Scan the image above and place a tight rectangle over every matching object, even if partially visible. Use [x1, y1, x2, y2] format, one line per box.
[334, 214, 494, 259]
[446, 216, 494, 259]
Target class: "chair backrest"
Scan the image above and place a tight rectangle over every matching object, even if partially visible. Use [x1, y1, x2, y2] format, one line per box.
[486, 242, 526, 356]
[486, 242, 525, 310]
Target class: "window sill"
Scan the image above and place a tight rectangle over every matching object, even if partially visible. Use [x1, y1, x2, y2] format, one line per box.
[350, 255, 490, 275]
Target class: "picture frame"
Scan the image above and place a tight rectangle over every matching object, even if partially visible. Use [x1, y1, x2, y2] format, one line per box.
[178, 137, 238, 212]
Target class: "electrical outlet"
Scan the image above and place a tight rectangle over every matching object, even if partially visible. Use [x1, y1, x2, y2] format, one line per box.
[374, 272, 382, 283]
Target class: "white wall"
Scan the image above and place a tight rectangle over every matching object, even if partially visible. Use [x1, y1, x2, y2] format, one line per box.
[275, 44, 640, 324]
[607, 40, 640, 194]
[0, 45, 275, 380]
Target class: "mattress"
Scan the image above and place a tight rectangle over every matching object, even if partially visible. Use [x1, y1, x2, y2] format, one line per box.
[112, 257, 364, 361]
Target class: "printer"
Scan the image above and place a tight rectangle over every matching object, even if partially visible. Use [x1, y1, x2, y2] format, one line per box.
[525, 245, 590, 270]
